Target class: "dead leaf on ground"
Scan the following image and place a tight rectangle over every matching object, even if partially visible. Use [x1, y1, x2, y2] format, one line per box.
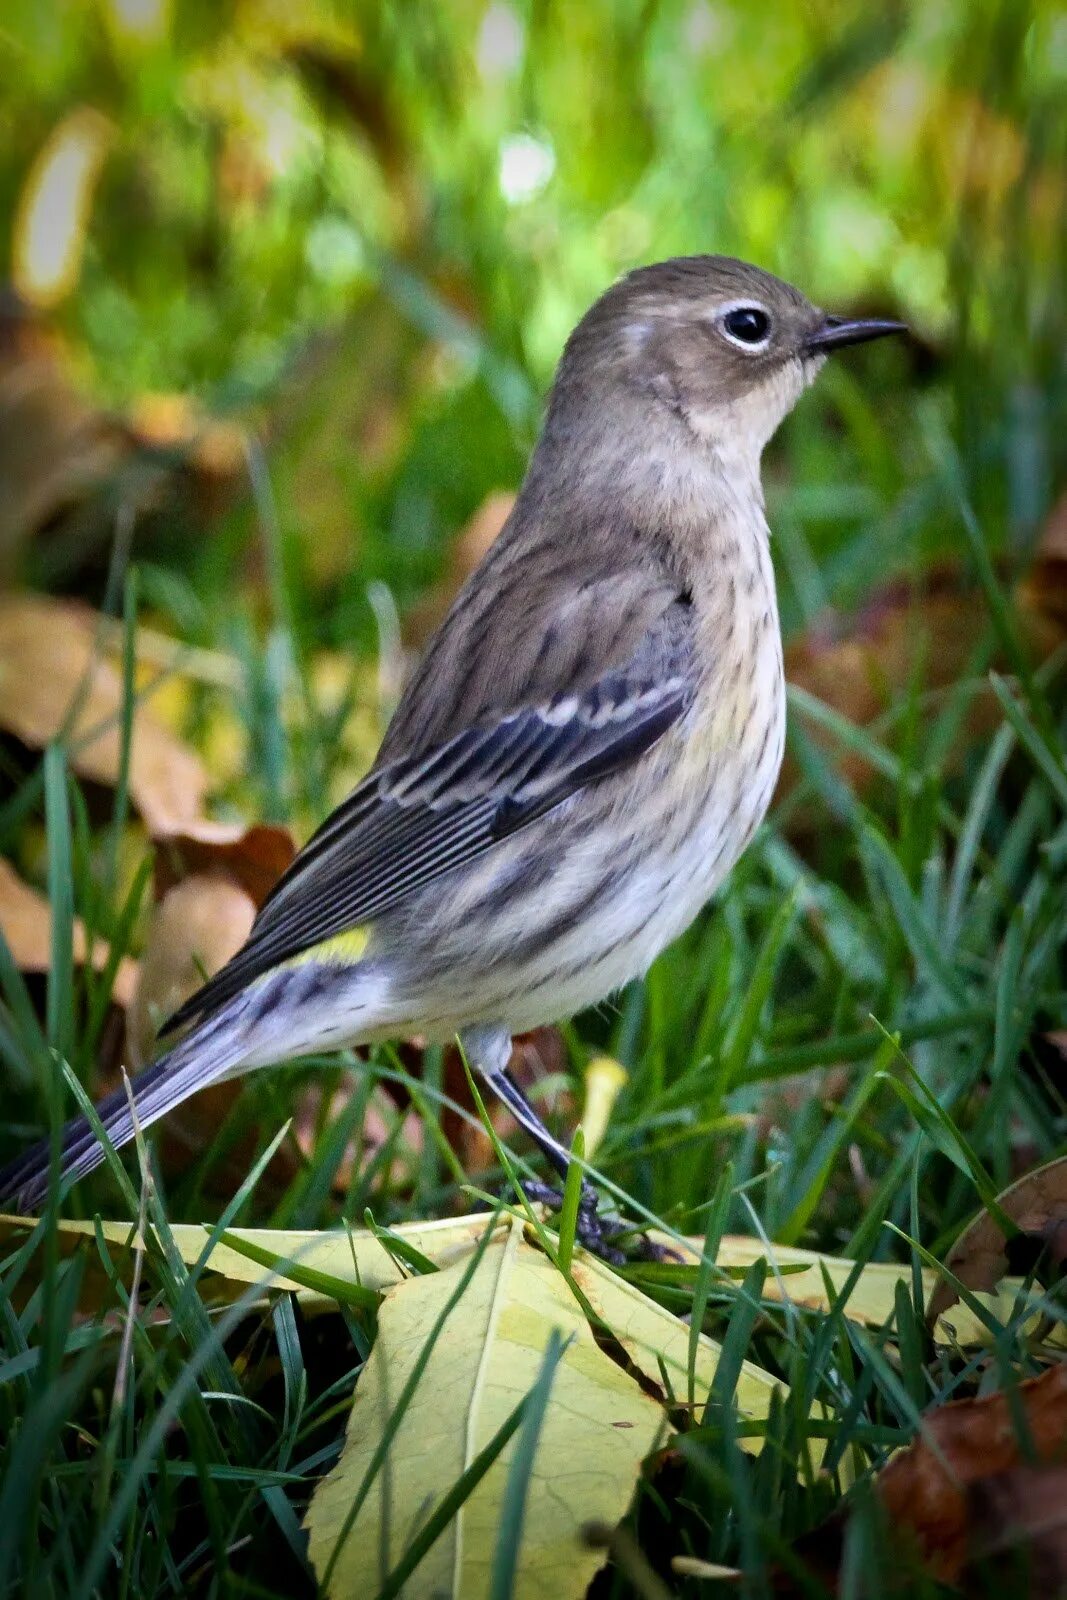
[0, 1201, 815, 1600]
[671, 1232, 1034, 1348]
[134, 819, 297, 1059]
[123, 873, 270, 1186]
[0, 856, 138, 1008]
[783, 509, 1067, 810]
[0, 593, 208, 831]
[127, 875, 258, 1067]
[152, 820, 297, 908]
[877, 1363, 1067, 1586]
[0, 1210, 516, 1311]
[304, 1217, 666, 1600]
[573, 1249, 786, 1445]
[928, 1153, 1067, 1324]
[961, 1462, 1067, 1595]
[788, 1363, 1067, 1593]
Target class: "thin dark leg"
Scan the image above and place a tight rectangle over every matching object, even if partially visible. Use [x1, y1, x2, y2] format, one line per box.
[482, 1066, 588, 1190]
[460, 1025, 623, 1262]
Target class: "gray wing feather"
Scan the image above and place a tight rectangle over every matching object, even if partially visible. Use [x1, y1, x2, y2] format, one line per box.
[164, 571, 692, 1032]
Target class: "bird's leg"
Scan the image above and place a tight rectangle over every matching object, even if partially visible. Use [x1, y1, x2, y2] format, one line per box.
[460, 1026, 622, 1262]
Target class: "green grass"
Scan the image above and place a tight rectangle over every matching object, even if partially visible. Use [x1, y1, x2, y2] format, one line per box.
[1, 510, 1064, 1594]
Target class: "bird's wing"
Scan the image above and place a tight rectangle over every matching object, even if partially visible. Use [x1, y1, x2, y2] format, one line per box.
[376, 538, 689, 759]
[163, 570, 693, 1032]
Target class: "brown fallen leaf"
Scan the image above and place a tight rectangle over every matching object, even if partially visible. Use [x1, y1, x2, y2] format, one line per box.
[132, 818, 298, 1060]
[787, 1363, 1067, 1594]
[783, 506, 1067, 810]
[152, 820, 297, 908]
[928, 1153, 1067, 1324]
[962, 1462, 1067, 1595]
[0, 593, 208, 831]
[127, 875, 257, 1068]
[125, 868, 298, 1192]
[0, 856, 138, 1009]
[877, 1363, 1067, 1585]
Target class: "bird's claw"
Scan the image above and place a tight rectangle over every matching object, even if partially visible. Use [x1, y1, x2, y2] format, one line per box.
[516, 1177, 663, 1266]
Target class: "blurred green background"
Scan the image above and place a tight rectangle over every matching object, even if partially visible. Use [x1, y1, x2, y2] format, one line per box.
[2, 0, 1063, 660]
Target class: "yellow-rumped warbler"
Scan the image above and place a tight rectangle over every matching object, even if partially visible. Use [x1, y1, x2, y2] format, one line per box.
[1, 258, 903, 1248]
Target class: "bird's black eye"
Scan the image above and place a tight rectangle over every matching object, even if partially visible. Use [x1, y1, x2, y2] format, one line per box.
[721, 306, 772, 347]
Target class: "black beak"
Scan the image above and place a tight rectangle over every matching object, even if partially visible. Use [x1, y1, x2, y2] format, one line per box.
[805, 314, 907, 354]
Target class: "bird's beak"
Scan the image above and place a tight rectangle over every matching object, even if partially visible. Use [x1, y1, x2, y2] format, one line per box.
[805, 314, 907, 354]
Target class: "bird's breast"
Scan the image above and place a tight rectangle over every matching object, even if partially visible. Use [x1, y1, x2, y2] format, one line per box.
[631, 533, 785, 917]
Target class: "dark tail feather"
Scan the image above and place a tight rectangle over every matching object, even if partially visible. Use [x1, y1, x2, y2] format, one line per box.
[0, 1000, 252, 1215]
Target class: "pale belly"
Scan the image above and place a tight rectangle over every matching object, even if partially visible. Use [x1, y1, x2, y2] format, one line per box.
[506, 732, 783, 1029]
[375, 653, 787, 1040]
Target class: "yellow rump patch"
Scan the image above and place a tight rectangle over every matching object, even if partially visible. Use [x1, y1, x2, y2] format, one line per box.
[288, 927, 370, 967]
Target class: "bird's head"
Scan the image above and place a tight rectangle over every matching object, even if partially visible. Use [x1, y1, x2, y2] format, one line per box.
[550, 255, 905, 470]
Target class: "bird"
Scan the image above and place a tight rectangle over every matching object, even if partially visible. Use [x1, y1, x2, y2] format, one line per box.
[0, 256, 904, 1250]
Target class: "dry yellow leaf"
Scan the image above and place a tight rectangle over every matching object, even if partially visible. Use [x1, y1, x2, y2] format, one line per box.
[0, 1203, 1036, 1356]
[574, 1250, 783, 1445]
[0, 1208, 1028, 1353]
[683, 1233, 1030, 1347]
[304, 1218, 665, 1600]
[0, 1211, 514, 1307]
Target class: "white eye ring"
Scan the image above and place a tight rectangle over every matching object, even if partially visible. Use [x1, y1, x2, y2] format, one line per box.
[716, 300, 774, 352]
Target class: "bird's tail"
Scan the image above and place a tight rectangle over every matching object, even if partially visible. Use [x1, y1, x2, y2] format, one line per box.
[0, 992, 258, 1215]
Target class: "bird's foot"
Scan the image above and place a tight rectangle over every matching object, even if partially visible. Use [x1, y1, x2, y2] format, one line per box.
[518, 1177, 671, 1265]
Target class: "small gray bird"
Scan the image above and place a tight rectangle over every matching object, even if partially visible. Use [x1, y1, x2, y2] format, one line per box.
[1, 257, 903, 1247]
